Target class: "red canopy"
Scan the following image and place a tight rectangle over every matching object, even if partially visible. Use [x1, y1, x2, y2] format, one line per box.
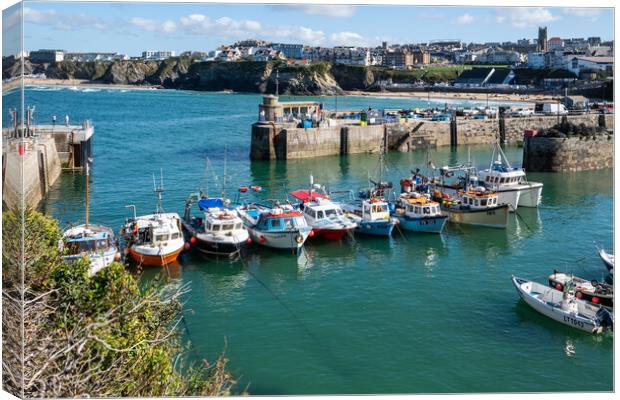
[289, 190, 329, 203]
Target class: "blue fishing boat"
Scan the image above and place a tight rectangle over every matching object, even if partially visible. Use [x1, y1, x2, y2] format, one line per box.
[342, 198, 396, 237]
[393, 192, 447, 234]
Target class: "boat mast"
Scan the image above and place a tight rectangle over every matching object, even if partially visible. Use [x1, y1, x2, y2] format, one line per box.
[153, 169, 165, 214]
[85, 161, 89, 227]
[222, 147, 227, 199]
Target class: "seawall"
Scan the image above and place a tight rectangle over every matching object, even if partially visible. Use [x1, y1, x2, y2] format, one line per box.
[523, 134, 614, 172]
[251, 114, 614, 160]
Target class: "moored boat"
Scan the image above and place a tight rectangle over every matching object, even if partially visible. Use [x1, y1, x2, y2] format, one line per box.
[512, 276, 613, 334]
[182, 194, 251, 257]
[342, 197, 397, 237]
[61, 162, 120, 275]
[478, 143, 543, 210]
[432, 187, 509, 229]
[290, 180, 357, 241]
[393, 192, 447, 234]
[548, 270, 613, 308]
[122, 173, 185, 266]
[598, 248, 614, 275]
[237, 202, 312, 251]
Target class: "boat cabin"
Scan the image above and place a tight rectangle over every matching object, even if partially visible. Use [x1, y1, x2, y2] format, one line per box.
[64, 227, 114, 256]
[257, 208, 308, 231]
[480, 162, 527, 188]
[459, 188, 499, 209]
[127, 213, 182, 246]
[361, 199, 390, 221]
[302, 198, 345, 222]
[398, 194, 442, 217]
[204, 208, 245, 234]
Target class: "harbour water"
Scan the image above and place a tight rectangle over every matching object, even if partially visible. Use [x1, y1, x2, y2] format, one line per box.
[4, 86, 613, 394]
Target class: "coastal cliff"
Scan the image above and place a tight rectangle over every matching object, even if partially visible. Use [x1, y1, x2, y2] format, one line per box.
[3, 58, 344, 94]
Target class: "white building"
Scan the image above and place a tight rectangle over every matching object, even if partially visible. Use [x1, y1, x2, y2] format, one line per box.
[142, 50, 175, 60]
[30, 49, 64, 63]
[567, 56, 614, 76]
[476, 49, 522, 65]
[333, 47, 371, 65]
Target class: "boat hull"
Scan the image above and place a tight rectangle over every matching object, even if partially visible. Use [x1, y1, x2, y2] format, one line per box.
[182, 221, 249, 256]
[396, 215, 447, 233]
[354, 220, 395, 237]
[128, 246, 183, 267]
[63, 248, 117, 275]
[248, 228, 310, 251]
[495, 189, 521, 211]
[445, 204, 509, 229]
[512, 277, 607, 334]
[516, 183, 543, 208]
[312, 227, 353, 240]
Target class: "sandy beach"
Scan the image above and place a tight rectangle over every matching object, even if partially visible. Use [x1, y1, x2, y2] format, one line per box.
[3, 78, 558, 104]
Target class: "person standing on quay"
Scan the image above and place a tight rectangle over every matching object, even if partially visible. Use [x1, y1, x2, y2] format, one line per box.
[65, 114, 69, 127]
[52, 114, 56, 126]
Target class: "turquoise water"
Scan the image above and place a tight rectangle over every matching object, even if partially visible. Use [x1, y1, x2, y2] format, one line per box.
[5, 86, 613, 394]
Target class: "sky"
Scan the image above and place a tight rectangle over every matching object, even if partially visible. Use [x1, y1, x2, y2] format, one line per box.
[2, 1, 615, 57]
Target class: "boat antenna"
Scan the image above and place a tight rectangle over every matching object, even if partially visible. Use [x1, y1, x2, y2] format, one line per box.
[85, 160, 90, 228]
[153, 169, 165, 214]
[204, 156, 209, 197]
[222, 146, 228, 199]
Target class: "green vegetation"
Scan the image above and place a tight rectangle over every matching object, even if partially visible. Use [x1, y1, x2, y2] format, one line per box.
[2, 209, 237, 398]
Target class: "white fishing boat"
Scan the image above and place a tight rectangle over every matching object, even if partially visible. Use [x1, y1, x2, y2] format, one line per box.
[432, 186, 509, 229]
[478, 143, 543, 210]
[598, 248, 614, 275]
[341, 197, 397, 237]
[237, 202, 312, 251]
[122, 172, 185, 266]
[512, 276, 613, 334]
[61, 162, 120, 275]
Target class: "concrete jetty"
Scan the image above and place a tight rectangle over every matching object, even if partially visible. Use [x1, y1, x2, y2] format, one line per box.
[250, 95, 614, 160]
[2, 119, 94, 210]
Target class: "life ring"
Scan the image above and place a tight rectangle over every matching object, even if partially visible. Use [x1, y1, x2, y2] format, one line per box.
[295, 234, 304, 244]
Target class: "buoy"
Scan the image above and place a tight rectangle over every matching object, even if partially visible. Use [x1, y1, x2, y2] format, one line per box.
[576, 292, 583, 299]
[555, 283, 563, 291]
[184, 242, 191, 250]
[239, 186, 249, 193]
[442, 193, 450, 199]
[308, 230, 315, 237]
[251, 185, 262, 191]
[190, 236, 197, 245]
[259, 235, 266, 243]
[592, 296, 600, 304]
[246, 237, 253, 245]
[114, 252, 122, 261]
[295, 234, 304, 244]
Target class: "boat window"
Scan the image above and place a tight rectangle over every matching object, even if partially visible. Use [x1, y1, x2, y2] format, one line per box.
[415, 206, 420, 214]
[206, 222, 212, 231]
[271, 219, 281, 228]
[171, 232, 179, 239]
[423, 207, 430, 214]
[234, 223, 242, 230]
[156, 234, 169, 242]
[222, 224, 234, 231]
[485, 176, 490, 182]
[284, 219, 294, 229]
[317, 211, 325, 219]
[500, 178, 505, 184]
[212, 224, 221, 231]
[325, 209, 338, 218]
[481, 199, 487, 206]
[337, 208, 343, 216]
[474, 199, 479, 206]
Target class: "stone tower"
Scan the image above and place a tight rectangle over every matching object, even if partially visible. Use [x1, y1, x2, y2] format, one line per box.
[537, 26, 548, 52]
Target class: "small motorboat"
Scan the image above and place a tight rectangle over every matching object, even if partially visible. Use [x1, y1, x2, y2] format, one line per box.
[62, 224, 120, 275]
[512, 276, 613, 334]
[393, 192, 447, 234]
[61, 161, 120, 274]
[122, 173, 185, 266]
[290, 179, 357, 241]
[548, 270, 613, 308]
[237, 202, 312, 251]
[341, 197, 397, 237]
[598, 248, 614, 275]
[182, 194, 250, 257]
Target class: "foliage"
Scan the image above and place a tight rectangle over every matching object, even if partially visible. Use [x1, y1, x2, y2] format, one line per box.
[2, 209, 237, 398]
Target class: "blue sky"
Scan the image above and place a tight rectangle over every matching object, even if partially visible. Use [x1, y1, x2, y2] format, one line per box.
[2, 2, 615, 57]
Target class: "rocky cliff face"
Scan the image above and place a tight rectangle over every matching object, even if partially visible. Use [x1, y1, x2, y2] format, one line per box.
[3, 58, 344, 94]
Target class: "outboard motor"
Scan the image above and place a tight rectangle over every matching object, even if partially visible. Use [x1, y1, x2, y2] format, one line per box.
[596, 308, 614, 332]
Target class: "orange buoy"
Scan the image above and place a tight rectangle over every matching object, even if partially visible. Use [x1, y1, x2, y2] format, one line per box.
[592, 296, 600, 304]
[190, 236, 197, 245]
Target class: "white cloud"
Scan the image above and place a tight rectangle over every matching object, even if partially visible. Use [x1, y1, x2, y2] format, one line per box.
[271, 5, 356, 18]
[161, 20, 177, 33]
[178, 14, 262, 37]
[130, 17, 159, 32]
[496, 7, 558, 28]
[455, 13, 474, 24]
[269, 26, 326, 45]
[22, 7, 109, 32]
[562, 8, 601, 21]
[330, 31, 367, 46]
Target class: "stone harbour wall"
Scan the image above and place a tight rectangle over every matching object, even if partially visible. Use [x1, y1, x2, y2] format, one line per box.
[250, 114, 614, 160]
[523, 134, 614, 172]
